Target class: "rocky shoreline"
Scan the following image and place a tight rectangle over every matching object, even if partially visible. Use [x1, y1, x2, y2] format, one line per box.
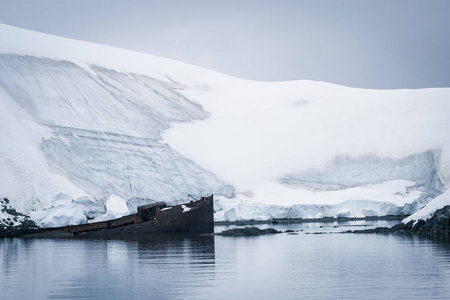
[2, 194, 449, 238]
[215, 226, 281, 236]
[214, 215, 407, 226]
[0, 198, 38, 237]
[348, 205, 450, 236]
[215, 206, 450, 237]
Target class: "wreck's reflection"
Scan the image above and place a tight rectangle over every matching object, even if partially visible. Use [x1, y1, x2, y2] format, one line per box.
[135, 235, 215, 266]
[0, 235, 215, 300]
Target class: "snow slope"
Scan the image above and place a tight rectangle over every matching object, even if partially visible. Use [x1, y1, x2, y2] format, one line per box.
[403, 190, 450, 224]
[0, 24, 449, 226]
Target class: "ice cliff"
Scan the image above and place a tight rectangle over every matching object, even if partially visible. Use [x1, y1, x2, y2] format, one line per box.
[0, 24, 449, 227]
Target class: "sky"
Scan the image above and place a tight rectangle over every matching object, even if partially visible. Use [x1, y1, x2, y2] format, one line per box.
[0, 0, 449, 89]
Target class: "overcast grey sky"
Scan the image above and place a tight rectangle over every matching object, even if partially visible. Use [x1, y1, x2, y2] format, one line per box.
[0, 0, 449, 89]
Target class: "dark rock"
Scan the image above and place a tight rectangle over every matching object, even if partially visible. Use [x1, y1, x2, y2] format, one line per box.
[217, 226, 281, 236]
[347, 205, 450, 236]
[1, 198, 39, 237]
[262, 228, 280, 234]
[410, 206, 450, 236]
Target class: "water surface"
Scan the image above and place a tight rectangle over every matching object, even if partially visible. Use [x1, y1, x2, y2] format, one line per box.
[1, 221, 449, 299]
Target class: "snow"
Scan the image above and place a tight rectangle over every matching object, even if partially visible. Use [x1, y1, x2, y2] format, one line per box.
[0, 23, 234, 88]
[105, 195, 130, 218]
[0, 23, 449, 226]
[0, 209, 23, 228]
[0, 51, 233, 227]
[402, 190, 450, 224]
[214, 179, 424, 221]
[182, 205, 191, 213]
[213, 180, 427, 222]
[163, 84, 450, 192]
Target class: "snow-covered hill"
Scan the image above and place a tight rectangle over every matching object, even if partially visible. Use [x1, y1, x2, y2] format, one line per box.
[0, 24, 449, 227]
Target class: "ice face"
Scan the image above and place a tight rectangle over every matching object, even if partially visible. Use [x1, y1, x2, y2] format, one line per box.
[0, 55, 208, 138]
[213, 151, 446, 222]
[280, 151, 443, 193]
[40, 127, 233, 203]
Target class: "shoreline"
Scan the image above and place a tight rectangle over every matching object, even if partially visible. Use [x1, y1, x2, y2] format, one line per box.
[214, 215, 408, 226]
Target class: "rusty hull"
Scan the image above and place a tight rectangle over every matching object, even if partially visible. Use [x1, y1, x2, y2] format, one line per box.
[22, 195, 214, 238]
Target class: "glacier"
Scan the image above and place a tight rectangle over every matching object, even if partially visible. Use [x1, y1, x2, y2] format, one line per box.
[0, 23, 449, 227]
[0, 53, 233, 227]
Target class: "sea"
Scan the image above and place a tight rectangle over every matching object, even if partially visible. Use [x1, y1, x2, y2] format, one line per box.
[1, 220, 449, 300]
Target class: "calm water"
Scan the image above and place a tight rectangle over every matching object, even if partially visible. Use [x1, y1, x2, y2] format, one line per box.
[1, 221, 449, 300]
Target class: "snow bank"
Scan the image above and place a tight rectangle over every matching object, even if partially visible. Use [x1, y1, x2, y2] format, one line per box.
[214, 179, 431, 222]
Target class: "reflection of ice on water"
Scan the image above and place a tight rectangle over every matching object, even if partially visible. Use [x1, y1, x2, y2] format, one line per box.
[107, 240, 129, 269]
